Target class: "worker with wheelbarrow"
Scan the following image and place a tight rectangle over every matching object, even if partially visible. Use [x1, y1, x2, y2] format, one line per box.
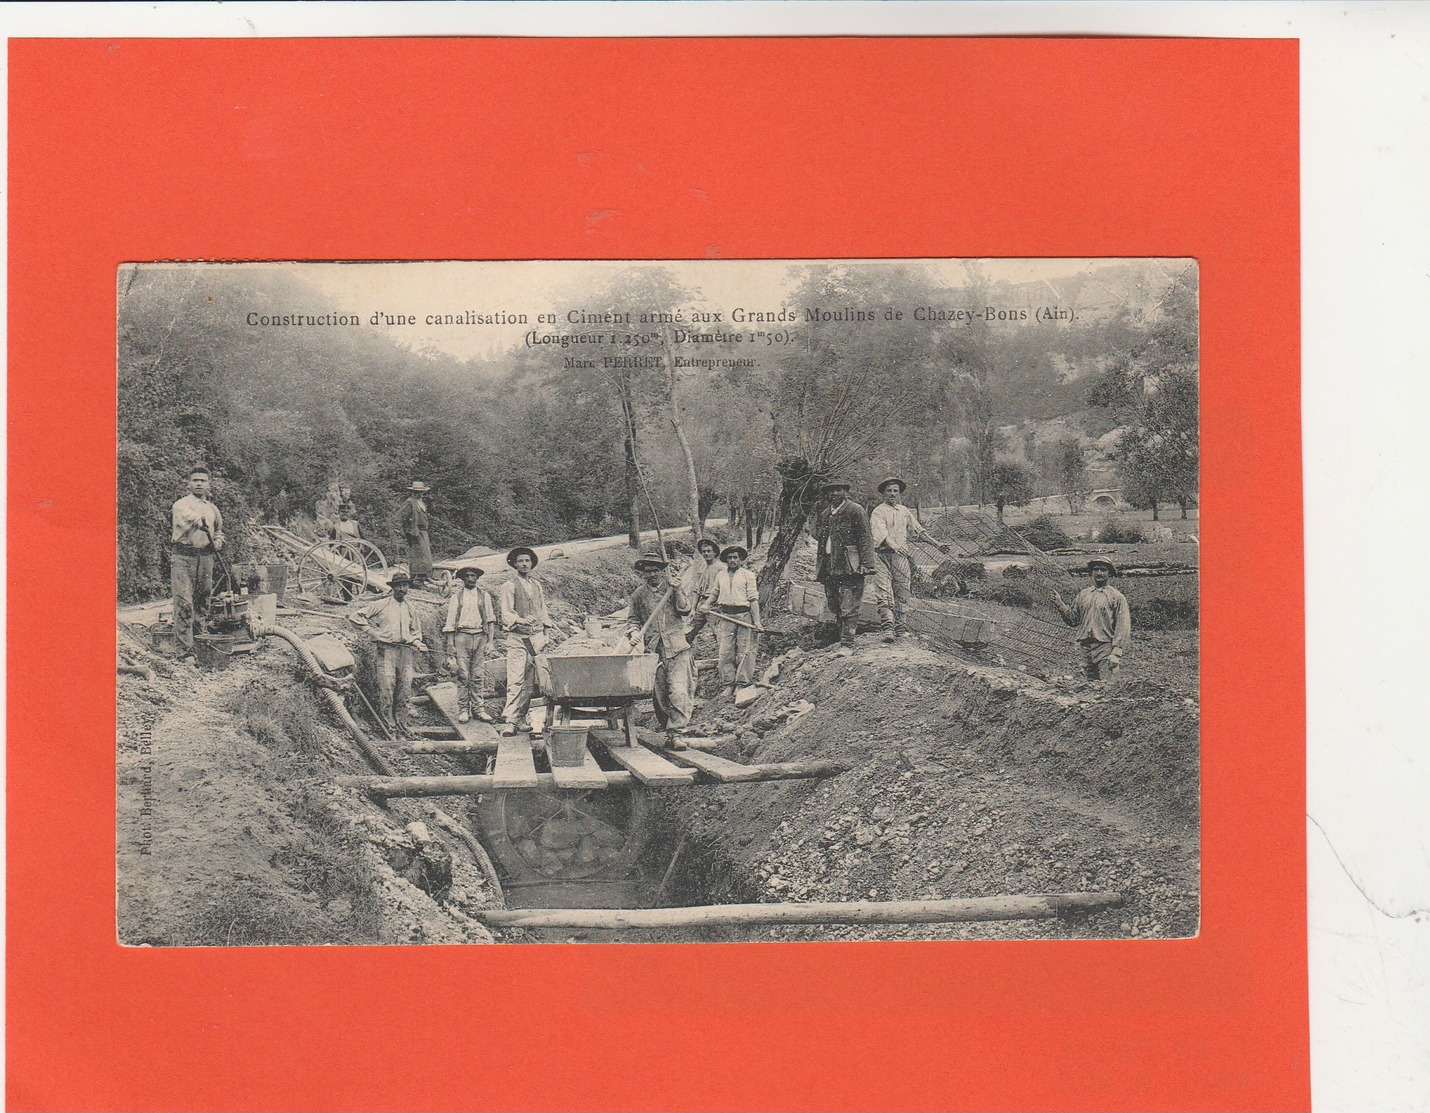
[627, 551, 696, 746]
[701, 544, 765, 702]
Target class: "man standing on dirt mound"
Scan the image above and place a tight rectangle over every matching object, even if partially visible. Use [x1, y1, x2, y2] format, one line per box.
[169, 464, 225, 663]
[870, 477, 951, 642]
[397, 481, 433, 587]
[348, 569, 428, 738]
[627, 551, 695, 745]
[702, 544, 765, 700]
[498, 546, 555, 738]
[1049, 558, 1132, 682]
[814, 477, 878, 654]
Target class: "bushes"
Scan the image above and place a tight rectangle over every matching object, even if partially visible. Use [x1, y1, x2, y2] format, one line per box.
[1018, 514, 1072, 551]
[985, 583, 1035, 609]
[1097, 519, 1146, 544]
[1131, 598, 1199, 630]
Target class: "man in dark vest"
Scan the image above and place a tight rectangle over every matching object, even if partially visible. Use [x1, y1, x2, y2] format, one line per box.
[814, 477, 878, 653]
[397, 481, 433, 586]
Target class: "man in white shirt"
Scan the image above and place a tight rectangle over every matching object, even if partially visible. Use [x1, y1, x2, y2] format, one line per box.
[349, 570, 428, 738]
[498, 546, 555, 737]
[870, 477, 950, 642]
[701, 545, 764, 699]
[443, 564, 497, 723]
[170, 465, 225, 662]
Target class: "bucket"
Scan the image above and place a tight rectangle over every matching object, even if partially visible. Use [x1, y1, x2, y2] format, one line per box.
[547, 726, 590, 768]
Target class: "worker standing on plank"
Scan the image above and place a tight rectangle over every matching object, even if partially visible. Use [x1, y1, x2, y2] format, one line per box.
[870, 477, 951, 642]
[814, 477, 878, 654]
[1049, 558, 1132, 682]
[349, 569, 428, 738]
[397, 481, 433, 586]
[498, 546, 555, 738]
[702, 544, 764, 700]
[627, 551, 695, 745]
[443, 563, 497, 724]
[169, 464, 224, 663]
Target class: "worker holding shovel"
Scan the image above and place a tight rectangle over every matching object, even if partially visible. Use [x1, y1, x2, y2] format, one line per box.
[702, 545, 765, 702]
[627, 551, 695, 745]
[169, 464, 225, 663]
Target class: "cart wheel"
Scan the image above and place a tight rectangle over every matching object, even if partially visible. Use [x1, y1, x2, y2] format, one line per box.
[296, 538, 388, 603]
[474, 784, 650, 882]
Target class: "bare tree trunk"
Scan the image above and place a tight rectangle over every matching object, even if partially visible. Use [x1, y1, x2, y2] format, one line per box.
[620, 389, 641, 548]
[744, 496, 755, 551]
[659, 334, 703, 535]
[757, 458, 820, 612]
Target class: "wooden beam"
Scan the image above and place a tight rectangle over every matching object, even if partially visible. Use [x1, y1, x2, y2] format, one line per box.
[404, 738, 539, 755]
[476, 892, 1125, 930]
[654, 745, 848, 784]
[338, 771, 635, 797]
[424, 682, 501, 747]
[547, 750, 611, 791]
[493, 732, 540, 789]
[591, 731, 695, 786]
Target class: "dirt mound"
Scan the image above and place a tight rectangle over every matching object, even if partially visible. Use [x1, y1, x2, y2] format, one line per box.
[660, 636, 1199, 942]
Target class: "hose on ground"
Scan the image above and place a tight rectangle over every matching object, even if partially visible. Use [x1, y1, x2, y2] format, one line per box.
[261, 622, 506, 906]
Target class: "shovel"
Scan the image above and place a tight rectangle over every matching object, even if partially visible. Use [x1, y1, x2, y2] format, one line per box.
[707, 610, 768, 705]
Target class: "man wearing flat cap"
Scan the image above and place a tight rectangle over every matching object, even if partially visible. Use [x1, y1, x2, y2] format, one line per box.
[443, 564, 498, 724]
[814, 478, 878, 652]
[397, 481, 433, 586]
[349, 569, 428, 738]
[1049, 558, 1132, 682]
[870, 477, 950, 642]
[498, 546, 555, 736]
[628, 552, 695, 742]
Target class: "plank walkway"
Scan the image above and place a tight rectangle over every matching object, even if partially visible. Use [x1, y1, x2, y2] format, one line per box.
[547, 749, 611, 791]
[652, 744, 849, 784]
[589, 729, 695, 786]
[424, 682, 501, 749]
[493, 732, 540, 789]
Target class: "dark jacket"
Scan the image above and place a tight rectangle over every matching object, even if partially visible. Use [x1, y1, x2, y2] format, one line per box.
[814, 500, 878, 582]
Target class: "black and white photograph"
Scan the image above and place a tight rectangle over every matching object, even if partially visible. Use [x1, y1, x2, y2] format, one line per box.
[116, 258, 1200, 945]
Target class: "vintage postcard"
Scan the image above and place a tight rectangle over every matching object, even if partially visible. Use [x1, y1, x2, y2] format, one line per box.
[117, 257, 1200, 945]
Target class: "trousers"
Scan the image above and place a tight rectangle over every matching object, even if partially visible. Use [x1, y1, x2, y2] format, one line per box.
[873, 549, 913, 631]
[452, 631, 488, 713]
[171, 550, 214, 655]
[823, 575, 866, 643]
[1080, 639, 1121, 681]
[375, 643, 415, 733]
[654, 647, 694, 730]
[714, 611, 757, 687]
[502, 640, 540, 727]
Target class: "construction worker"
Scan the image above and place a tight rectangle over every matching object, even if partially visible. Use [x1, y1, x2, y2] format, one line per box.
[870, 477, 951, 642]
[349, 569, 428, 738]
[1049, 558, 1132, 682]
[498, 546, 555, 737]
[814, 477, 878, 653]
[627, 551, 695, 745]
[443, 563, 497, 724]
[680, 537, 722, 639]
[169, 464, 224, 663]
[329, 502, 362, 542]
[702, 544, 763, 700]
[398, 481, 433, 586]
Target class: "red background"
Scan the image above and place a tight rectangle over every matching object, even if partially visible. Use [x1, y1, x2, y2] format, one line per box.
[7, 38, 1304, 1112]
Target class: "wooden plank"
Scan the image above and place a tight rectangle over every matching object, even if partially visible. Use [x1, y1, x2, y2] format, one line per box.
[655, 745, 849, 784]
[493, 732, 540, 789]
[339, 771, 634, 797]
[403, 738, 540, 755]
[425, 682, 501, 749]
[590, 730, 695, 786]
[547, 749, 610, 791]
[476, 892, 1124, 930]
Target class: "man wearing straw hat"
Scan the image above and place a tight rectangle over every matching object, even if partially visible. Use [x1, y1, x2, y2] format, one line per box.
[701, 544, 764, 701]
[870, 477, 950, 642]
[349, 569, 428, 738]
[1049, 558, 1132, 682]
[498, 545, 555, 737]
[397, 481, 433, 586]
[443, 563, 498, 724]
[627, 551, 695, 743]
[814, 477, 878, 653]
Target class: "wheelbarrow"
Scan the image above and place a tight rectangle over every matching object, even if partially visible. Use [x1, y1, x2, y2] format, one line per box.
[538, 650, 660, 746]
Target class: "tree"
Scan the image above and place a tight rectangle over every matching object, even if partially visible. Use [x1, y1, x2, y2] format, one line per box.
[989, 459, 1037, 522]
[1044, 435, 1090, 514]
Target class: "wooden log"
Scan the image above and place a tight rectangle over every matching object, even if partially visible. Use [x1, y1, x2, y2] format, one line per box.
[338, 771, 636, 797]
[656, 746, 848, 784]
[476, 892, 1124, 930]
[403, 738, 539, 755]
[410, 726, 462, 739]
